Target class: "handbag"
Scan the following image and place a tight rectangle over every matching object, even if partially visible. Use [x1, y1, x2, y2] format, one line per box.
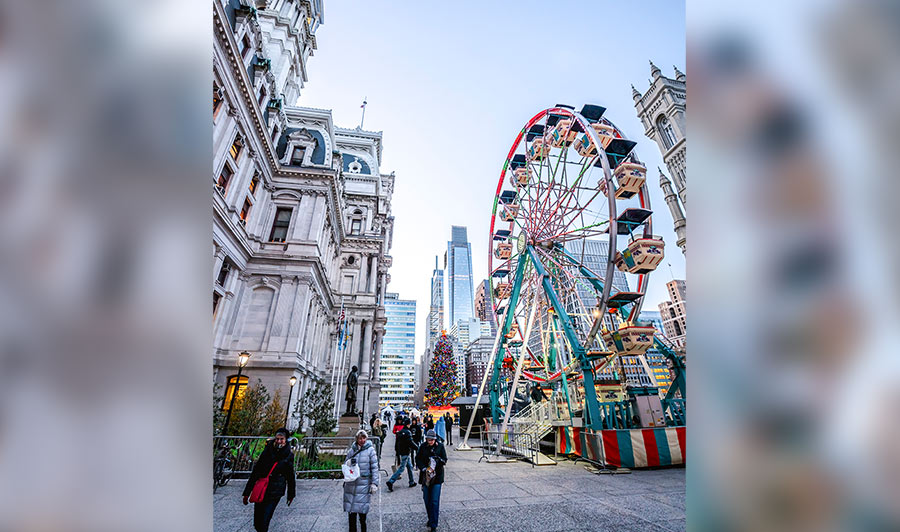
[342, 447, 364, 483]
[248, 461, 279, 503]
[422, 457, 437, 487]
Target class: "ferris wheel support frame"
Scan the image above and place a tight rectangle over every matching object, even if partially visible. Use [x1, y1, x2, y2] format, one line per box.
[487, 106, 655, 433]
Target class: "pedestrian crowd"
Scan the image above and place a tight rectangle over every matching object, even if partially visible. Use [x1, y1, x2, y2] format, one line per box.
[241, 409, 457, 532]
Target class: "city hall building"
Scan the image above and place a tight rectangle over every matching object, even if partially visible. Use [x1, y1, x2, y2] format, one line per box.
[213, 0, 395, 423]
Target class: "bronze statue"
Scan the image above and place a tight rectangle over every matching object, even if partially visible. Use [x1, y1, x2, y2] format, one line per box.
[344, 365, 359, 415]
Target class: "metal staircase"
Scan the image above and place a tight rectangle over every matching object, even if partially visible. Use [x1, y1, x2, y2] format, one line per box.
[508, 401, 556, 465]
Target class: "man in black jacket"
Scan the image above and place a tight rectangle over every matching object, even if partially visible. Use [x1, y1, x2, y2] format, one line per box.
[385, 418, 416, 491]
[443, 412, 453, 445]
[415, 430, 447, 532]
[242, 428, 295, 532]
[409, 417, 423, 465]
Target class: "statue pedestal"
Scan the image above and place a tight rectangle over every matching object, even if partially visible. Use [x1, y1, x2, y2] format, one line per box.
[336, 414, 361, 439]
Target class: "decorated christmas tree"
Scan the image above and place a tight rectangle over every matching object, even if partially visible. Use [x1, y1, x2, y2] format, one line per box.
[424, 333, 460, 407]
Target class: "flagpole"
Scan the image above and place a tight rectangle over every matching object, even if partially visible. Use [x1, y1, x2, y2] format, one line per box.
[330, 297, 344, 391]
[359, 97, 367, 129]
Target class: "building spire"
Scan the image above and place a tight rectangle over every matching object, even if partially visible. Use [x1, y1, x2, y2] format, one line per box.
[631, 84, 641, 101]
[673, 65, 685, 81]
[658, 166, 670, 186]
[650, 60, 662, 79]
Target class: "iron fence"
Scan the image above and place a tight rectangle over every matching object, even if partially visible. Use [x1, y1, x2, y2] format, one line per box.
[213, 435, 382, 482]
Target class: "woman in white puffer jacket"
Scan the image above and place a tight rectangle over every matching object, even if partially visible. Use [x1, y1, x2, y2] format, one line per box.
[343, 430, 379, 532]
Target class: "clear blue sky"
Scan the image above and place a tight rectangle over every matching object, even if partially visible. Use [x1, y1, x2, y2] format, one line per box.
[297, 0, 686, 361]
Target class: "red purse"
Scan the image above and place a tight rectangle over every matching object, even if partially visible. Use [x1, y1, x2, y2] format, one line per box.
[248, 461, 279, 503]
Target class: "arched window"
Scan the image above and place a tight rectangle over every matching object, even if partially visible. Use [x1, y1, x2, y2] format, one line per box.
[656, 115, 677, 150]
[350, 209, 363, 235]
[222, 375, 249, 410]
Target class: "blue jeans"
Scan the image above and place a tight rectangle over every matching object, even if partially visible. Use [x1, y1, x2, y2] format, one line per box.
[388, 454, 414, 484]
[422, 483, 442, 529]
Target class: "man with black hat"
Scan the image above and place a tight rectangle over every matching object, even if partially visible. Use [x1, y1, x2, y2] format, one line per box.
[415, 429, 447, 532]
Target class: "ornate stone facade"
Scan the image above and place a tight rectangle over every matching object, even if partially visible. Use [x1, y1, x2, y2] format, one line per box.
[213, 0, 393, 424]
[633, 62, 686, 253]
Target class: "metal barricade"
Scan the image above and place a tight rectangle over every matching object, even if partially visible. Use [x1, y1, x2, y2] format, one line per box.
[479, 428, 537, 467]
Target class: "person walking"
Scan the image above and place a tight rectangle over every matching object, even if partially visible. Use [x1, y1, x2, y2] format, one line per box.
[370, 418, 386, 460]
[410, 416, 423, 465]
[385, 418, 416, 491]
[242, 428, 295, 532]
[434, 415, 446, 445]
[416, 429, 447, 532]
[425, 414, 434, 432]
[343, 430, 379, 532]
[443, 413, 453, 446]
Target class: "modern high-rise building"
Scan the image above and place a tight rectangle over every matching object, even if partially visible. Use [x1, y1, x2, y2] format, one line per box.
[658, 280, 686, 349]
[564, 239, 630, 309]
[639, 310, 674, 396]
[474, 279, 496, 325]
[633, 62, 686, 253]
[464, 336, 494, 395]
[213, 0, 395, 422]
[449, 318, 493, 393]
[416, 257, 444, 404]
[379, 293, 416, 408]
[446, 226, 475, 327]
[426, 256, 444, 349]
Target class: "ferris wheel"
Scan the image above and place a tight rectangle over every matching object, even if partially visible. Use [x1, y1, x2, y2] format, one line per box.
[486, 104, 665, 430]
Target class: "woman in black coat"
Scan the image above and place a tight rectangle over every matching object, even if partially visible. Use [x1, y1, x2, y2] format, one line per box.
[242, 428, 296, 532]
[415, 430, 448, 532]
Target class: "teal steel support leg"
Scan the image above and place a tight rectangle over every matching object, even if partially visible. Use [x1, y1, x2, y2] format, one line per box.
[654, 337, 686, 401]
[489, 254, 528, 423]
[526, 246, 603, 431]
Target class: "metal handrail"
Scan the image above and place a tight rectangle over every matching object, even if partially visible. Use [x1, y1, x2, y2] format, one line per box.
[213, 435, 382, 478]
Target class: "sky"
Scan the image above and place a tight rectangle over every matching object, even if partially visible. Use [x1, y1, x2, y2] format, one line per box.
[297, 0, 686, 362]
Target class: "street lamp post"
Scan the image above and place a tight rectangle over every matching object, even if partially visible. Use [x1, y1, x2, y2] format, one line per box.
[284, 376, 297, 430]
[221, 351, 251, 435]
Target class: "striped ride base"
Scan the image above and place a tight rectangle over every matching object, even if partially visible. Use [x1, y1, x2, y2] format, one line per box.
[556, 426, 685, 468]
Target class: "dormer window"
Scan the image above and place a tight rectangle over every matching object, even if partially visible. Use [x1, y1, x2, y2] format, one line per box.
[349, 208, 364, 235]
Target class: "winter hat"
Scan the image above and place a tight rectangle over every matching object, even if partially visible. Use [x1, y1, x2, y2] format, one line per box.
[425, 429, 437, 440]
[355, 429, 369, 439]
[275, 427, 290, 438]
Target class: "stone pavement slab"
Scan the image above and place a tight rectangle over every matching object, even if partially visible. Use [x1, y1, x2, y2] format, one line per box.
[214, 427, 685, 531]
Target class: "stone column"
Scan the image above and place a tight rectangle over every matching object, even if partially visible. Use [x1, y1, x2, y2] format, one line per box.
[372, 329, 384, 380]
[359, 320, 373, 379]
[368, 256, 378, 293]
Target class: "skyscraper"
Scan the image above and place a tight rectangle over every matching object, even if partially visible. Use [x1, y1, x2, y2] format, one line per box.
[564, 239, 630, 309]
[474, 279, 496, 325]
[446, 226, 475, 327]
[416, 257, 444, 404]
[639, 310, 674, 396]
[379, 293, 416, 408]
[426, 256, 444, 349]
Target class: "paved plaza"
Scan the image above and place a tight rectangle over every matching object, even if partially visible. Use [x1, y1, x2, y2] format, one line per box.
[214, 428, 686, 532]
